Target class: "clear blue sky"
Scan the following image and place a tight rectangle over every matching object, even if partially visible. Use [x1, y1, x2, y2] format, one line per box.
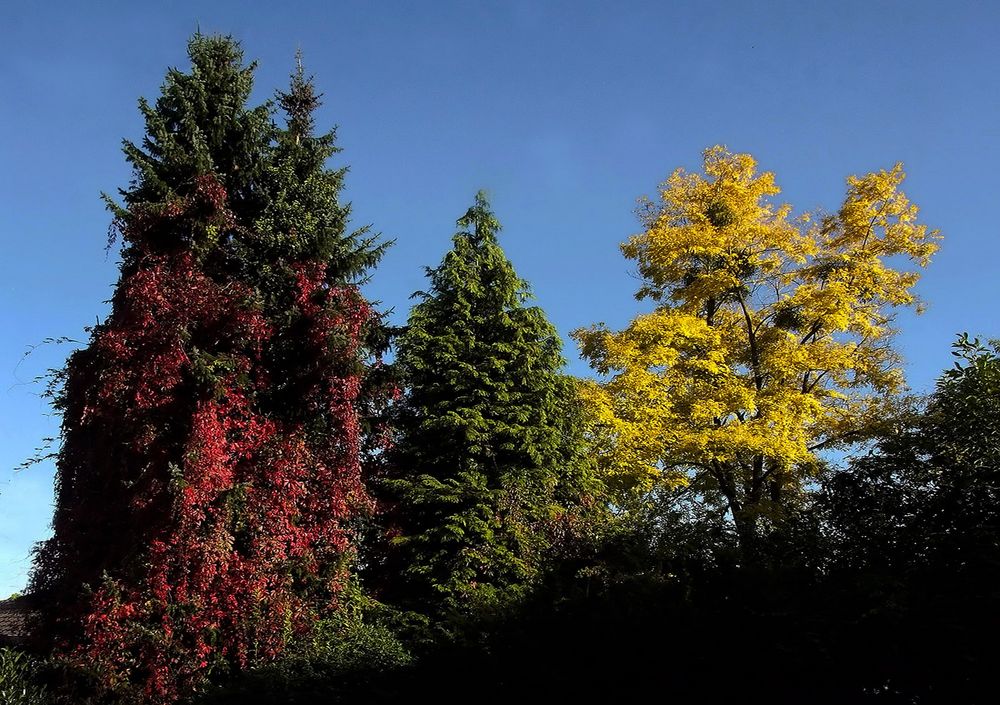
[2, 0, 998, 595]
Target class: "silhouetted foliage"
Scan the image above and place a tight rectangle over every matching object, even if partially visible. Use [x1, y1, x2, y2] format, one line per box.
[814, 334, 1000, 702]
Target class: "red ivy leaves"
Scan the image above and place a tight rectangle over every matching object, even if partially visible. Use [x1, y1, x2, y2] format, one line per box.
[44, 178, 377, 704]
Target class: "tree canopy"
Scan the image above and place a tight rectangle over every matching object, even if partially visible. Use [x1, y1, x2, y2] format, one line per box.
[574, 146, 939, 555]
[19, 31, 1000, 705]
[30, 35, 387, 703]
[380, 193, 592, 615]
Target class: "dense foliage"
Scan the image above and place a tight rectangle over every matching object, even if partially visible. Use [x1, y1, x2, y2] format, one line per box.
[17, 33, 999, 705]
[0, 647, 49, 705]
[574, 146, 939, 556]
[377, 193, 594, 618]
[813, 335, 1000, 700]
[29, 36, 387, 703]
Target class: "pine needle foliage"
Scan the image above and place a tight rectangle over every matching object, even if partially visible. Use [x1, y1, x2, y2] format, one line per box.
[381, 193, 591, 616]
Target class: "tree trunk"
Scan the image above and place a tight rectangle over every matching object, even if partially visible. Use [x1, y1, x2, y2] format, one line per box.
[732, 509, 760, 564]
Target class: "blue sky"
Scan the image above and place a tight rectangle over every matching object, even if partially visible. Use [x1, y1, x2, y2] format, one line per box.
[1, 0, 998, 595]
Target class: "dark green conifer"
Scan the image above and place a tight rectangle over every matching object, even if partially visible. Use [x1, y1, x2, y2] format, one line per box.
[382, 192, 591, 615]
[255, 50, 386, 281]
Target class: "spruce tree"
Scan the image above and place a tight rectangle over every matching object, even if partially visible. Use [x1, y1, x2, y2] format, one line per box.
[30, 36, 386, 703]
[381, 193, 590, 617]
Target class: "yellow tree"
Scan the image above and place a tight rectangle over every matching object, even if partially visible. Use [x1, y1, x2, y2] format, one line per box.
[574, 146, 939, 557]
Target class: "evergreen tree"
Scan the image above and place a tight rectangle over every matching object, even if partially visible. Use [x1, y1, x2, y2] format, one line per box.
[380, 193, 591, 617]
[30, 36, 386, 703]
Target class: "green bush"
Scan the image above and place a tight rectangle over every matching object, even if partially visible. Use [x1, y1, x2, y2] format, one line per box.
[197, 608, 413, 704]
[0, 647, 50, 705]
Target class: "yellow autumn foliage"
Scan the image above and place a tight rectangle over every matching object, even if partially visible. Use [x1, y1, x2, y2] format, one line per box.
[574, 146, 939, 544]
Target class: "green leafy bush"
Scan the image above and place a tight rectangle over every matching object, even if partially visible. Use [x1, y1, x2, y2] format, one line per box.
[197, 606, 413, 704]
[0, 647, 50, 705]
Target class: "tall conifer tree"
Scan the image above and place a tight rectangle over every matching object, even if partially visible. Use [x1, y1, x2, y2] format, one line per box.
[381, 193, 590, 615]
[30, 36, 386, 703]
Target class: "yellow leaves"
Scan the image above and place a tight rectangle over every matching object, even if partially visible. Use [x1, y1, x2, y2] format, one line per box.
[576, 310, 719, 374]
[831, 164, 941, 265]
[576, 379, 677, 495]
[577, 146, 940, 506]
[628, 147, 798, 297]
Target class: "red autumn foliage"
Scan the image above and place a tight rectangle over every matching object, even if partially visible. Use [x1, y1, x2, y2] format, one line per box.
[32, 175, 377, 703]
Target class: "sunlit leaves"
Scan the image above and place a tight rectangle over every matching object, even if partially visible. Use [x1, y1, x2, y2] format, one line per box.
[382, 193, 593, 614]
[575, 146, 939, 550]
[32, 35, 384, 704]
